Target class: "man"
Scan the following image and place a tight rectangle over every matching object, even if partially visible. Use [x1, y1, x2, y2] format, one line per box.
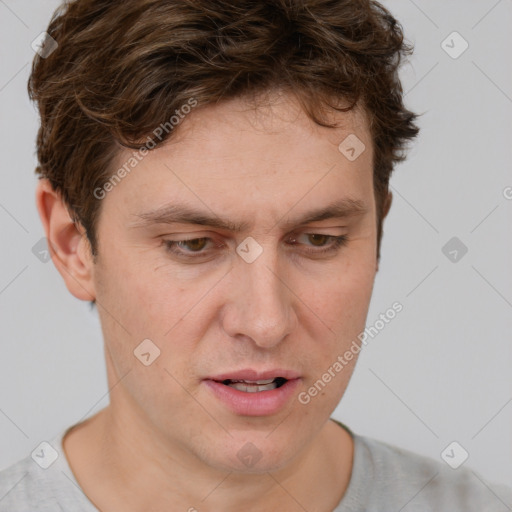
[0, 0, 510, 510]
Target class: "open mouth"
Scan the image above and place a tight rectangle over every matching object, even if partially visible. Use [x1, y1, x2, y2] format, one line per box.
[204, 372, 301, 415]
[219, 377, 288, 392]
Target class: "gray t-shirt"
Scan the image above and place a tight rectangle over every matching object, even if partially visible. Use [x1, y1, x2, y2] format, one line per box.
[0, 421, 510, 511]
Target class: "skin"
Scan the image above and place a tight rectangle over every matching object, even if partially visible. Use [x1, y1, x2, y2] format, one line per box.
[36, 91, 392, 512]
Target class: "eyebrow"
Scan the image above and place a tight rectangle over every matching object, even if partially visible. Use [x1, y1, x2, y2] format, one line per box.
[131, 198, 368, 232]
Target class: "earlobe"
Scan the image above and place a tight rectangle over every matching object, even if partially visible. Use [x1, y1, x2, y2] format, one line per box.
[35, 178, 96, 302]
[376, 191, 393, 272]
[382, 191, 393, 220]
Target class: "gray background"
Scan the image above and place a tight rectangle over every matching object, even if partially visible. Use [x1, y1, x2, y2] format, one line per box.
[0, 0, 511, 491]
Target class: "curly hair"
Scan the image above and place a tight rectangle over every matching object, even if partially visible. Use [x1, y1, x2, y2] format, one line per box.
[28, 0, 419, 260]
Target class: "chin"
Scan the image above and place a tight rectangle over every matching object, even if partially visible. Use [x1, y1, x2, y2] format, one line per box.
[200, 434, 302, 475]
[210, 453, 293, 475]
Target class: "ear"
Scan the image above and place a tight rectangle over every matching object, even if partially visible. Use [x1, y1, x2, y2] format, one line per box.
[376, 190, 392, 272]
[35, 178, 96, 301]
[382, 190, 393, 220]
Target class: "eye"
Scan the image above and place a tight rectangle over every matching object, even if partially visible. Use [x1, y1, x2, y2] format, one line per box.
[164, 237, 216, 256]
[163, 233, 348, 261]
[288, 233, 348, 254]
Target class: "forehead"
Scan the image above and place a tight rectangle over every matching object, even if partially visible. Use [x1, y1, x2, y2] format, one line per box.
[163, 92, 371, 162]
[104, 92, 374, 227]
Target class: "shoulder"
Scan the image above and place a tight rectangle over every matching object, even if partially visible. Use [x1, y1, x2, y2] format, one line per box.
[349, 434, 512, 511]
[0, 430, 97, 512]
[0, 452, 57, 511]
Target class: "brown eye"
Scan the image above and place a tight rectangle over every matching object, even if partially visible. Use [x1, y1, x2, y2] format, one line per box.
[288, 233, 348, 255]
[307, 234, 331, 246]
[164, 237, 213, 256]
[178, 238, 208, 252]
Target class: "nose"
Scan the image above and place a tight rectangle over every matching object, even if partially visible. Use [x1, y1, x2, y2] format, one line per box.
[221, 243, 297, 349]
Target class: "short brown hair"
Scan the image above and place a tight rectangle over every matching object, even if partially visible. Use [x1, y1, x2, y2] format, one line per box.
[28, 0, 419, 260]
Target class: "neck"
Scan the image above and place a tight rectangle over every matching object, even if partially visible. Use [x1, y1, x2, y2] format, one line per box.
[63, 403, 353, 512]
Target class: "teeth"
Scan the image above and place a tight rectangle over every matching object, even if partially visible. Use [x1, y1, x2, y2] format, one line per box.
[230, 379, 275, 385]
[220, 377, 289, 392]
[227, 381, 278, 392]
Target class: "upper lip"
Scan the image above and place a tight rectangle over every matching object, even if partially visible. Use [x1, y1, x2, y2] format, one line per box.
[206, 369, 301, 382]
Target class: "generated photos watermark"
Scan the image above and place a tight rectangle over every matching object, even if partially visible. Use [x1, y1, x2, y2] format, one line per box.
[298, 301, 403, 405]
[93, 97, 198, 200]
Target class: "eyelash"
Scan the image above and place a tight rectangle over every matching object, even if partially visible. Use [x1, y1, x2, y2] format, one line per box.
[163, 234, 348, 259]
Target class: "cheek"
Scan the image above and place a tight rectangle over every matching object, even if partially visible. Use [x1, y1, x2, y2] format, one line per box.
[94, 247, 180, 334]
[299, 259, 375, 400]
[311, 258, 375, 332]
[296, 269, 373, 417]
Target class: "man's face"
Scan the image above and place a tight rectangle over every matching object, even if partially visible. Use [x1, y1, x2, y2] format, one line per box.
[91, 92, 377, 472]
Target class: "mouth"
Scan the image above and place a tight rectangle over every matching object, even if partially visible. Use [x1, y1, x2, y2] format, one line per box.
[219, 377, 288, 393]
[203, 370, 301, 416]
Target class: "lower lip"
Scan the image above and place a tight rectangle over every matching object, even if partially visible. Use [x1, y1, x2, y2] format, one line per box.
[203, 379, 301, 416]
